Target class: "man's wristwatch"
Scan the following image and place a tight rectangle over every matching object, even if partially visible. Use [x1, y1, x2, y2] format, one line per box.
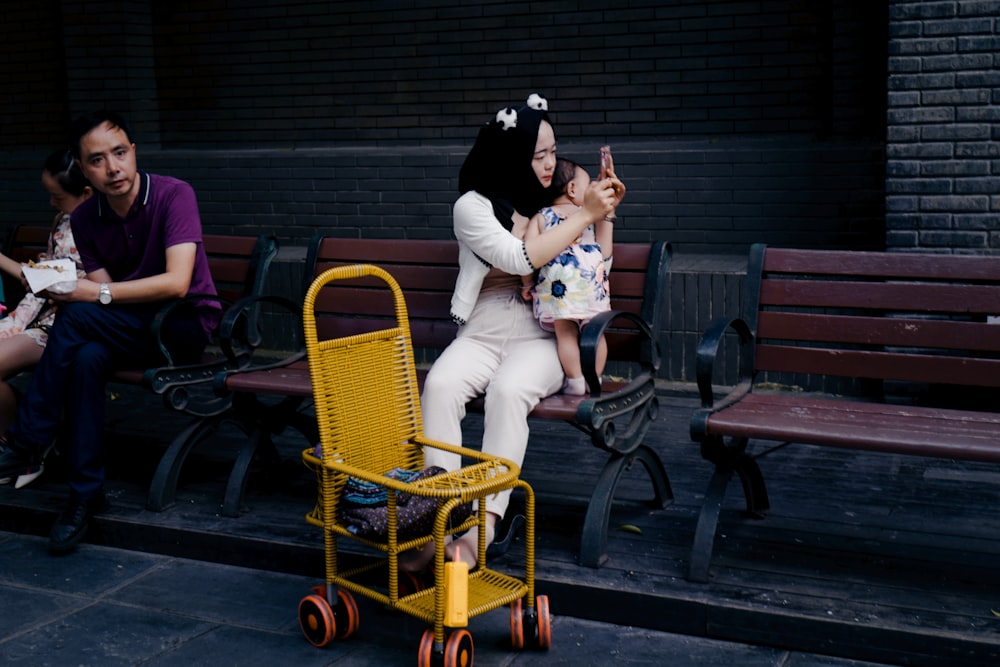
[98, 282, 113, 305]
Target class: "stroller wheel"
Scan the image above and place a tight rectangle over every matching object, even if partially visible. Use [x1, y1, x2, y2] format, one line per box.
[444, 628, 474, 667]
[333, 588, 359, 639]
[535, 595, 552, 650]
[298, 593, 335, 647]
[509, 598, 524, 650]
[417, 628, 435, 667]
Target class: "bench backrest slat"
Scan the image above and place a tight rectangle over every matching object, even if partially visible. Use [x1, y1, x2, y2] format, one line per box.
[760, 279, 1000, 313]
[747, 243, 1000, 389]
[759, 312, 1000, 353]
[762, 247, 1000, 281]
[308, 237, 460, 350]
[194, 234, 279, 306]
[756, 344, 1000, 387]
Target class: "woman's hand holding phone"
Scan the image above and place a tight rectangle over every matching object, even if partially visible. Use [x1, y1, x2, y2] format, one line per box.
[599, 145, 625, 203]
[599, 145, 613, 180]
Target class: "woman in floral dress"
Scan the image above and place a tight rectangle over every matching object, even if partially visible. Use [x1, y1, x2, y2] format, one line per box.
[0, 150, 90, 486]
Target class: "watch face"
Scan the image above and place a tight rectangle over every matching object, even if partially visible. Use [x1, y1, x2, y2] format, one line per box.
[99, 285, 112, 304]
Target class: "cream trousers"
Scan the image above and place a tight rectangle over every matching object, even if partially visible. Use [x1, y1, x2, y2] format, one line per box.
[421, 289, 563, 517]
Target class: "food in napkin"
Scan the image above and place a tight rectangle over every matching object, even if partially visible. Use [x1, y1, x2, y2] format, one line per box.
[22, 258, 78, 295]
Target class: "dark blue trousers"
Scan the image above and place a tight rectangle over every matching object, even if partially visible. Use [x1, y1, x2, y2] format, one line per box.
[9, 301, 206, 502]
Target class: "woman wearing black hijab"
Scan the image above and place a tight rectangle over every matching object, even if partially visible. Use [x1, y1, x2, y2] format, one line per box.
[418, 94, 625, 568]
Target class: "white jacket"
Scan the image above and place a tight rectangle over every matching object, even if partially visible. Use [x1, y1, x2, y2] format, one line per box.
[450, 191, 535, 324]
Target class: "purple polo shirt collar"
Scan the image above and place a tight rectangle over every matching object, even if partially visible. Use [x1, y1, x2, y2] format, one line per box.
[96, 171, 152, 220]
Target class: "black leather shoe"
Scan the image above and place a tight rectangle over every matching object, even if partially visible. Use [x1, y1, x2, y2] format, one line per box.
[49, 492, 109, 555]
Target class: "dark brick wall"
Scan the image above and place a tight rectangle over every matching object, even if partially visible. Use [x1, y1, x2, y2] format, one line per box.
[886, 0, 1000, 252]
[142, 0, 884, 147]
[0, 0, 886, 257]
[0, 1, 904, 384]
[1, 2, 73, 153]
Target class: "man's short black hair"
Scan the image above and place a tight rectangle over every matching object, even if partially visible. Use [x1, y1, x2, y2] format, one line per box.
[69, 110, 133, 160]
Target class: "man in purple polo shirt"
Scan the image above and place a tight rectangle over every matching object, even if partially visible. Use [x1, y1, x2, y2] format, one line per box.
[0, 110, 220, 553]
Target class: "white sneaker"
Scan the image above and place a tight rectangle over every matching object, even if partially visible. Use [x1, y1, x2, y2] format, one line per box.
[13, 442, 56, 489]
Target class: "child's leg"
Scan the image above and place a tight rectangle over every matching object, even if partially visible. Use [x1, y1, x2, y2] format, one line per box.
[554, 319, 586, 394]
[0, 334, 43, 433]
[553, 319, 582, 377]
[596, 333, 608, 377]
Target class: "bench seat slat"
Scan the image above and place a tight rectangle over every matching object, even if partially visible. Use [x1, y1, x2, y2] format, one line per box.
[705, 392, 1000, 462]
[223, 361, 313, 396]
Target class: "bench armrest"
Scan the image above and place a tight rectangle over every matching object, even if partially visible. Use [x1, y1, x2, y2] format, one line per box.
[579, 308, 658, 397]
[149, 293, 231, 367]
[690, 316, 755, 444]
[694, 315, 754, 409]
[138, 293, 249, 416]
[209, 293, 307, 396]
[217, 293, 303, 363]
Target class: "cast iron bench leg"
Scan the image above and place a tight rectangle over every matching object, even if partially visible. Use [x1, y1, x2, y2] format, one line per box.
[222, 404, 318, 517]
[147, 416, 221, 512]
[736, 453, 769, 519]
[222, 428, 269, 517]
[579, 444, 673, 568]
[688, 452, 769, 582]
[688, 466, 730, 582]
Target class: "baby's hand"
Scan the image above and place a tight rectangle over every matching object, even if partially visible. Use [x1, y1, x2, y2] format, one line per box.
[520, 283, 534, 302]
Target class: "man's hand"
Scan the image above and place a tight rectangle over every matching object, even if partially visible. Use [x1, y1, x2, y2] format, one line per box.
[43, 278, 101, 304]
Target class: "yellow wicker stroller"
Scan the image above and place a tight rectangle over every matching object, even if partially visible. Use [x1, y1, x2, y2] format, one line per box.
[297, 264, 550, 666]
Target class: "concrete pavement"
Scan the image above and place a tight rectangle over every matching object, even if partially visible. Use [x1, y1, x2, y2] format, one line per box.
[0, 530, 902, 666]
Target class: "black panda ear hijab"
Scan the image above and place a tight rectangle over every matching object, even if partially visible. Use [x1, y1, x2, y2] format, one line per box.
[491, 93, 549, 131]
[459, 93, 553, 217]
[526, 93, 548, 111]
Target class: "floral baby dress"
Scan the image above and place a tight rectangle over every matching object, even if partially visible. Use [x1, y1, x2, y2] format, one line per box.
[532, 207, 610, 330]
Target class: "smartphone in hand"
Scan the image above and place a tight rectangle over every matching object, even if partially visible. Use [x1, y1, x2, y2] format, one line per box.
[599, 145, 613, 180]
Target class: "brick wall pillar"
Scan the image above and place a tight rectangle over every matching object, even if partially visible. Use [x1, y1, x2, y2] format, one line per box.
[885, 1, 1000, 252]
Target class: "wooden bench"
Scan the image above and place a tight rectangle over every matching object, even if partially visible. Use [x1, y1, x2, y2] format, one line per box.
[1, 224, 279, 510]
[688, 243, 1000, 582]
[213, 236, 674, 566]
